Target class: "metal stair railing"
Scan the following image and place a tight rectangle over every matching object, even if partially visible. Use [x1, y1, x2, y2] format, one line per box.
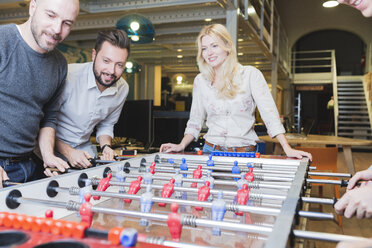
[291, 49, 334, 84]
[363, 73, 372, 130]
[331, 51, 338, 136]
[337, 75, 371, 140]
[238, 0, 291, 74]
[291, 49, 338, 134]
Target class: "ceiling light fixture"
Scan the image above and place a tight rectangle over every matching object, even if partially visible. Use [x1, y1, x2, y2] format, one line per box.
[116, 14, 155, 44]
[124, 60, 140, 74]
[323, 0, 339, 8]
[125, 61, 133, 69]
[130, 21, 140, 31]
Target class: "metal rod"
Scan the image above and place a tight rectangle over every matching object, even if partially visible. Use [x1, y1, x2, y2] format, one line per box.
[158, 157, 300, 170]
[293, 230, 369, 242]
[2, 180, 22, 187]
[102, 176, 292, 190]
[297, 211, 334, 220]
[149, 166, 296, 179]
[15, 197, 69, 209]
[142, 162, 297, 175]
[91, 206, 273, 236]
[308, 172, 351, 178]
[62, 181, 287, 202]
[126, 170, 294, 183]
[301, 197, 336, 205]
[90, 191, 281, 216]
[306, 178, 344, 186]
[12, 195, 274, 236]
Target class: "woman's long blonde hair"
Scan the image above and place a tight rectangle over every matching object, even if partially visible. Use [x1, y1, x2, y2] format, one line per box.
[196, 24, 241, 98]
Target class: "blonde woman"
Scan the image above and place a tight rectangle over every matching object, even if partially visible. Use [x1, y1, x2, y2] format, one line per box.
[160, 24, 312, 160]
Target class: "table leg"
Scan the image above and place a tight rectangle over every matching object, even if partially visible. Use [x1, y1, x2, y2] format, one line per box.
[342, 145, 355, 175]
[273, 143, 284, 155]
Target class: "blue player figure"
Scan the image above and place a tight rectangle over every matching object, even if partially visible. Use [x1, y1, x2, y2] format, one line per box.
[77, 179, 92, 217]
[115, 165, 126, 194]
[140, 184, 154, 226]
[232, 160, 240, 181]
[236, 173, 247, 190]
[206, 155, 214, 167]
[173, 169, 184, 199]
[142, 167, 153, 185]
[211, 191, 226, 236]
[180, 158, 188, 177]
[203, 170, 215, 189]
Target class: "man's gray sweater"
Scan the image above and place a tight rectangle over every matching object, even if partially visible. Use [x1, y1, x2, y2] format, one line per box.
[0, 24, 67, 157]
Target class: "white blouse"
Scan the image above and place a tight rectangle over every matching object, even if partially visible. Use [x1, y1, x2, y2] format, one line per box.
[184, 65, 285, 147]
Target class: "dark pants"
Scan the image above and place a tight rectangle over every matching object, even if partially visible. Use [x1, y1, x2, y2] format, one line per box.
[0, 155, 45, 183]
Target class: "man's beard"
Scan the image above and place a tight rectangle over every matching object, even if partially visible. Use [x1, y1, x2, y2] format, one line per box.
[93, 60, 119, 88]
[30, 17, 61, 52]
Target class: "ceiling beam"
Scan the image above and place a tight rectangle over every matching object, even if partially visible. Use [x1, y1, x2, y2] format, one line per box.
[79, 0, 218, 13]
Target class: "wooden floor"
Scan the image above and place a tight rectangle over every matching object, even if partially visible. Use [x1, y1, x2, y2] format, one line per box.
[299, 151, 372, 247]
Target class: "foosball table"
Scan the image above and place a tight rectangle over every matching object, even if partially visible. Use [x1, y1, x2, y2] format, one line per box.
[0, 152, 369, 247]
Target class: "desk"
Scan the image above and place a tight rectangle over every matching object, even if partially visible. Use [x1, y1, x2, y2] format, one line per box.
[259, 134, 372, 174]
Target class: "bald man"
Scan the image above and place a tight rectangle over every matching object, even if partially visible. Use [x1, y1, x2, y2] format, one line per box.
[338, 0, 372, 17]
[0, 0, 80, 184]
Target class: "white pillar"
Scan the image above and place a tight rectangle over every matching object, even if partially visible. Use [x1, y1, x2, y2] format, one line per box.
[138, 64, 161, 105]
[271, 59, 278, 102]
[366, 42, 372, 73]
[154, 65, 162, 106]
[226, 9, 238, 48]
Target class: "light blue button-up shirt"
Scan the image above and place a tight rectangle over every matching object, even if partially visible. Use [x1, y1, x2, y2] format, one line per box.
[56, 62, 129, 156]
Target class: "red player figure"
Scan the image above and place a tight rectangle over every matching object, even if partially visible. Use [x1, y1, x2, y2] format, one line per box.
[195, 181, 210, 211]
[150, 162, 156, 174]
[93, 173, 113, 200]
[244, 168, 254, 182]
[235, 184, 250, 216]
[79, 193, 94, 227]
[197, 150, 203, 155]
[159, 178, 175, 207]
[166, 203, 182, 241]
[45, 209, 53, 218]
[191, 165, 203, 188]
[124, 176, 143, 203]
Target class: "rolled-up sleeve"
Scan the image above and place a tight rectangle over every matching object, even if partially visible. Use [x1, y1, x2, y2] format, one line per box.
[250, 68, 285, 138]
[184, 76, 206, 141]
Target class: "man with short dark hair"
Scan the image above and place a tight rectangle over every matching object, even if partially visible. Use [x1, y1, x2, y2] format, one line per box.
[45, 29, 130, 175]
[0, 0, 80, 183]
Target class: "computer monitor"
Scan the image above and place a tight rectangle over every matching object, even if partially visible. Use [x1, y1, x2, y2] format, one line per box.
[114, 99, 154, 149]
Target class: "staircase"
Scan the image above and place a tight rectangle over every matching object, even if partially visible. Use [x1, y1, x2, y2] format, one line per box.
[292, 50, 372, 144]
[337, 76, 372, 140]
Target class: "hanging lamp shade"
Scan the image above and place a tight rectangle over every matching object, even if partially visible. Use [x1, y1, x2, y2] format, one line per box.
[116, 14, 155, 44]
[124, 60, 141, 74]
